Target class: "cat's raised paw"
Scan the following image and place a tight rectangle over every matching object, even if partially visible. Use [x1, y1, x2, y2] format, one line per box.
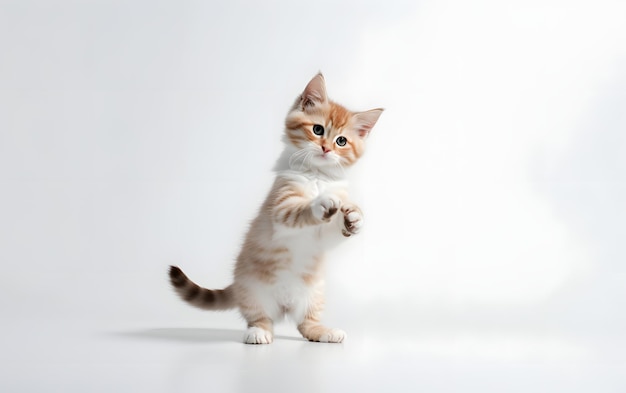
[244, 327, 274, 344]
[341, 205, 363, 237]
[312, 194, 342, 222]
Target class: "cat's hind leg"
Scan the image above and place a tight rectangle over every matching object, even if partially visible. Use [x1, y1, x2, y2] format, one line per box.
[297, 317, 346, 343]
[237, 281, 282, 344]
[296, 294, 346, 343]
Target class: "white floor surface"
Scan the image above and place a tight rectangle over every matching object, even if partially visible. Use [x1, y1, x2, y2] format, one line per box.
[2, 313, 625, 392]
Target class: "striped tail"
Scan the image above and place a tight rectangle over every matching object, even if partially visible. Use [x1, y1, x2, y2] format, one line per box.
[168, 266, 235, 311]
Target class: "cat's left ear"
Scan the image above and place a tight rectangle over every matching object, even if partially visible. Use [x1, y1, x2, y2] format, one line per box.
[301, 73, 328, 109]
[353, 108, 384, 138]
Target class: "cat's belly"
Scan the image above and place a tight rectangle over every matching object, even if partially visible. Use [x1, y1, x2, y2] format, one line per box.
[247, 229, 325, 322]
[273, 270, 318, 319]
[247, 266, 319, 323]
[273, 213, 345, 252]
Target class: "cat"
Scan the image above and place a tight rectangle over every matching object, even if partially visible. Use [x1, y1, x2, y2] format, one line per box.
[169, 73, 383, 344]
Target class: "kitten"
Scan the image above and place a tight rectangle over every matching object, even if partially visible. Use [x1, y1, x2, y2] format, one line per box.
[169, 73, 383, 344]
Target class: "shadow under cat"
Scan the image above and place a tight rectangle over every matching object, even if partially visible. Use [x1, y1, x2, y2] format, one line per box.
[113, 328, 307, 344]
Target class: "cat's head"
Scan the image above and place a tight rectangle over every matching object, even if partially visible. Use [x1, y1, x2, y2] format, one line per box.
[284, 74, 383, 173]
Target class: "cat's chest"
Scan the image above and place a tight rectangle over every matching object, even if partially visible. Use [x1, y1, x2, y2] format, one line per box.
[293, 175, 347, 199]
[272, 173, 347, 248]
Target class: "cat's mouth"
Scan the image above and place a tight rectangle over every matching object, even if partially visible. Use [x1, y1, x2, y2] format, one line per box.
[314, 154, 338, 168]
[318, 152, 335, 162]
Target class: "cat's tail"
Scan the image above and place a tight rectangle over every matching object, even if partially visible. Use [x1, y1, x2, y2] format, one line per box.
[168, 266, 236, 311]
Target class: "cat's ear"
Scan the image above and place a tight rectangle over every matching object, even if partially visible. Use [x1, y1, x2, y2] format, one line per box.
[353, 108, 384, 138]
[301, 73, 328, 109]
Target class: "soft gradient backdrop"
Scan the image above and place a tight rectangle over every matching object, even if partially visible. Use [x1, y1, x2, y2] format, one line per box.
[1, 0, 625, 391]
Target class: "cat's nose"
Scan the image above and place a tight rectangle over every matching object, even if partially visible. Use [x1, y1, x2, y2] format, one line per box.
[321, 145, 330, 154]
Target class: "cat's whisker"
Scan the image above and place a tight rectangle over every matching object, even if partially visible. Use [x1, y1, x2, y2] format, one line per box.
[294, 148, 311, 171]
[288, 153, 299, 168]
[297, 153, 305, 171]
[301, 151, 314, 171]
[289, 149, 309, 169]
[334, 161, 347, 178]
[289, 149, 305, 163]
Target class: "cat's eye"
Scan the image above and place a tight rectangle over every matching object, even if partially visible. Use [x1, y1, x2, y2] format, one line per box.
[312, 124, 324, 136]
[336, 136, 347, 146]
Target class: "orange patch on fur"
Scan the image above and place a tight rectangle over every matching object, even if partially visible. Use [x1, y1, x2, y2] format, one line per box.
[328, 101, 352, 129]
[275, 191, 303, 207]
[285, 116, 314, 131]
[301, 273, 315, 285]
[301, 255, 324, 285]
[286, 130, 307, 147]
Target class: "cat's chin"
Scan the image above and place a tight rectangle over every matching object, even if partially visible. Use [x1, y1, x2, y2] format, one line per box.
[311, 155, 340, 168]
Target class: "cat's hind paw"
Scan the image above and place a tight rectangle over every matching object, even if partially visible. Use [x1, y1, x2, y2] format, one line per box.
[244, 327, 274, 344]
[319, 328, 347, 343]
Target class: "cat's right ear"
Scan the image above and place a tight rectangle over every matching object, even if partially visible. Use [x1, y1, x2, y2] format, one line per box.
[300, 73, 328, 110]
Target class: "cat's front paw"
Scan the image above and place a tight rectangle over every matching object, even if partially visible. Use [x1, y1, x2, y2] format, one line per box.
[312, 194, 342, 222]
[341, 204, 363, 237]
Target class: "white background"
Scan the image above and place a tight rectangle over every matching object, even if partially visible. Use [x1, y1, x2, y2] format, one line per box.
[1, 0, 625, 391]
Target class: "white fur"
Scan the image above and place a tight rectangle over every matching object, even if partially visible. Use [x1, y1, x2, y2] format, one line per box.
[319, 329, 347, 343]
[345, 210, 363, 234]
[244, 326, 273, 344]
[276, 141, 348, 181]
[252, 217, 335, 324]
[245, 147, 352, 325]
[311, 193, 342, 221]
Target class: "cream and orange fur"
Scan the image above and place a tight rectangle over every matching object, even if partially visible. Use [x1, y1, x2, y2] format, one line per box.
[169, 74, 382, 344]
